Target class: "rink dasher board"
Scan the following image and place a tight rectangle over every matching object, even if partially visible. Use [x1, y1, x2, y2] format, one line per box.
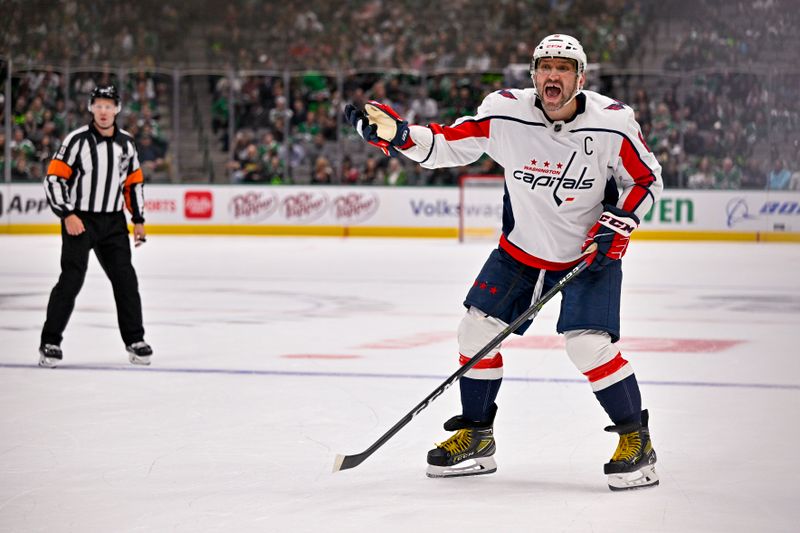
[1, 183, 798, 241]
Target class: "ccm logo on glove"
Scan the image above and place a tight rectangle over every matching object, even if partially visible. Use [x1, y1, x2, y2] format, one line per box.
[598, 212, 636, 236]
[582, 205, 639, 272]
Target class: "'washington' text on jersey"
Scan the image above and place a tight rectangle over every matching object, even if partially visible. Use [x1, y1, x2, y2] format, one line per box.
[399, 89, 663, 268]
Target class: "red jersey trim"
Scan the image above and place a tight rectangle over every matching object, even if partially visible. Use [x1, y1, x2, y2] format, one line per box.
[499, 235, 582, 270]
[430, 119, 491, 141]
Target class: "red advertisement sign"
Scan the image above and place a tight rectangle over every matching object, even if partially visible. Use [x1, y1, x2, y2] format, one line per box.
[184, 191, 213, 219]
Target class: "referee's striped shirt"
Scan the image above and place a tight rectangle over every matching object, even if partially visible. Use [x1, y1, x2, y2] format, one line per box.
[43, 122, 146, 223]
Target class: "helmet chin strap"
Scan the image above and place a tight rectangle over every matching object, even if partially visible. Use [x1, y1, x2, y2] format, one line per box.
[561, 80, 583, 109]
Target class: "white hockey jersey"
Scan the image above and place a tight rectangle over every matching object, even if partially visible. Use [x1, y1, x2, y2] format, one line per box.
[400, 89, 663, 268]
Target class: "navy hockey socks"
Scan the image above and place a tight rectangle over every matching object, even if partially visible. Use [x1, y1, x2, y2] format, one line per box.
[594, 374, 642, 426]
[460, 376, 502, 423]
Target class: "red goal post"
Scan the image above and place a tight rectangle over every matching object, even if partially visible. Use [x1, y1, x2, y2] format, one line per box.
[458, 174, 504, 243]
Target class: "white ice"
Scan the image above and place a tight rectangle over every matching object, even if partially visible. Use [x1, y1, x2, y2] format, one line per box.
[1, 235, 798, 532]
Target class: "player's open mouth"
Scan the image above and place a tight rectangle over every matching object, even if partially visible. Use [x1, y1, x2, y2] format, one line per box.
[545, 85, 562, 98]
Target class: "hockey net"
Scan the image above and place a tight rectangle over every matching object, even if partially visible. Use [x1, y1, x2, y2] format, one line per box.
[458, 174, 504, 243]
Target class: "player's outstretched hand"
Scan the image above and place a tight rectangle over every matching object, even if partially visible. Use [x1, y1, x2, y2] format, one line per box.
[581, 204, 639, 272]
[343, 101, 414, 157]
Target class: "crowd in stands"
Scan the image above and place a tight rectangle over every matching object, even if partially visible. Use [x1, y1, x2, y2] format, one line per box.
[204, 0, 649, 71]
[2, 0, 181, 68]
[2, 0, 798, 189]
[1, 68, 171, 182]
[663, 0, 800, 71]
[219, 67, 798, 189]
[619, 71, 799, 190]
[654, 0, 800, 189]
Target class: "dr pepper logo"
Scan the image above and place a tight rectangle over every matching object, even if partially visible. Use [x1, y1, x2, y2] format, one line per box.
[228, 191, 279, 221]
[331, 192, 379, 222]
[184, 191, 213, 219]
[282, 192, 328, 223]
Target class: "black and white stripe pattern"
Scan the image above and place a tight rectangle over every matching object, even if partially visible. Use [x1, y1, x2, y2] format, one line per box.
[43, 123, 145, 223]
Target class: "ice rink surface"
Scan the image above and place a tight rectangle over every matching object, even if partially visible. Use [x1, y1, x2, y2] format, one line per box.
[1, 234, 799, 532]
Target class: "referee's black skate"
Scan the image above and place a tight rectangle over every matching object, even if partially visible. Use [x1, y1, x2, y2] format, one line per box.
[126, 341, 153, 365]
[38, 344, 63, 368]
[426, 405, 497, 478]
[604, 409, 658, 491]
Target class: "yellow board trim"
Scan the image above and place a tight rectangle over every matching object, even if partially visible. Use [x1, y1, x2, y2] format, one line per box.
[1, 224, 799, 242]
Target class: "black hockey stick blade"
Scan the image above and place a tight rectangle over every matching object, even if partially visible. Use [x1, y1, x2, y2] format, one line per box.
[332, 244, 596, 473]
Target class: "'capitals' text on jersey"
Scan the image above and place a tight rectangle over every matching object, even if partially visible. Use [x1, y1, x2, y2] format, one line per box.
[400, 89, 663, 267]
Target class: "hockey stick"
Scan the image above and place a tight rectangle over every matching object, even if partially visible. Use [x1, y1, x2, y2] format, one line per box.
[332, 243, 597, 473]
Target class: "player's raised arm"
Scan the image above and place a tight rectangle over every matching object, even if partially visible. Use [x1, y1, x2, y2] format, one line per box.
[343, 98, 494, 169]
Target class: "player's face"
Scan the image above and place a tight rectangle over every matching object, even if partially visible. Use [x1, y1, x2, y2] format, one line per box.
[534, 58, 583, 115]
[90, 98, 118, 129]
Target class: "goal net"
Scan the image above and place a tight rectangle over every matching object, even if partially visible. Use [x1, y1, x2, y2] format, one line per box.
[458, 175, 504, 243]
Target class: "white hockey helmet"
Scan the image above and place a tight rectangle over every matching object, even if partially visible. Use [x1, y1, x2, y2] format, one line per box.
[530, 34, 587, 76]
[530, 34, 587, 109]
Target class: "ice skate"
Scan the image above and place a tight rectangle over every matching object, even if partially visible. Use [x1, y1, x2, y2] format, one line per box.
[126, 341, 153, 365]
[426, 406, 497, 478]
[604, 409, 658, 491]
[38, 344, 63, 368]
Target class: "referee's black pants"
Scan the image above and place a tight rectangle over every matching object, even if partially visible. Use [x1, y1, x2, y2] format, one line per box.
[41, 211, 145, 347]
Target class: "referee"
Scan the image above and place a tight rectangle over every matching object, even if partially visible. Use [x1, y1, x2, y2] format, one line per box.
[39, 84, 153, 368]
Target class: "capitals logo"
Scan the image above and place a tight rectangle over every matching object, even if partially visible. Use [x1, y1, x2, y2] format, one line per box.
[605, 99, 627, 111]
[512, 151, 594, 206]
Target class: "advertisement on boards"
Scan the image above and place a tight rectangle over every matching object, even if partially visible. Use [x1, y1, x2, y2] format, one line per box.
[2, 183, 798, 238]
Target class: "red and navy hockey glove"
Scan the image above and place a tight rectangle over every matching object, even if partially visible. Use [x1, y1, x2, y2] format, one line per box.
[581, 204, 639, 272]
[343, 101, 414, 157]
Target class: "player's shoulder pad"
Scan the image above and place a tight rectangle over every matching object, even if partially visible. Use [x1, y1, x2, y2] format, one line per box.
[582, 90, 637, 127]
[479, 88, 528, 114]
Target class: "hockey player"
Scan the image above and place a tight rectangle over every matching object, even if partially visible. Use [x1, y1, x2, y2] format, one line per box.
[344, 34, 662, 490]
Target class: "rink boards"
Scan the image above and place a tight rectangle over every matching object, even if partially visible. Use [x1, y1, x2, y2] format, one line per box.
[1, 183, 798, 241]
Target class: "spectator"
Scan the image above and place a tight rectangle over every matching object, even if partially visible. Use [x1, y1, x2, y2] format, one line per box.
[790, 169, 800, 191]
[407, 88, 439, 125]
[687, 156, 714, 189]
[239, 144, 266, 182]
[361, 156, 384, 185]
[137, 135, 167, 175]
[340, 155, 360, 184]
[304, 133, 336, 177]
[714, 157, 743, 189]
[11, 155, 31, 181]
[258, 131, 281, 161]
[35, 134, 57, 169]
[766, 159, 792, 190]
[10, 127, 36, 161]
[311, 155, 334, 184]
[385, 158, 409, 186]
[264, 153, 288, 184]
[269, 95, 293, 132]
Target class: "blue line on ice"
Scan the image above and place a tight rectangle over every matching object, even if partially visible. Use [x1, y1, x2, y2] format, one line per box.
[1, 363, 798, 391]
